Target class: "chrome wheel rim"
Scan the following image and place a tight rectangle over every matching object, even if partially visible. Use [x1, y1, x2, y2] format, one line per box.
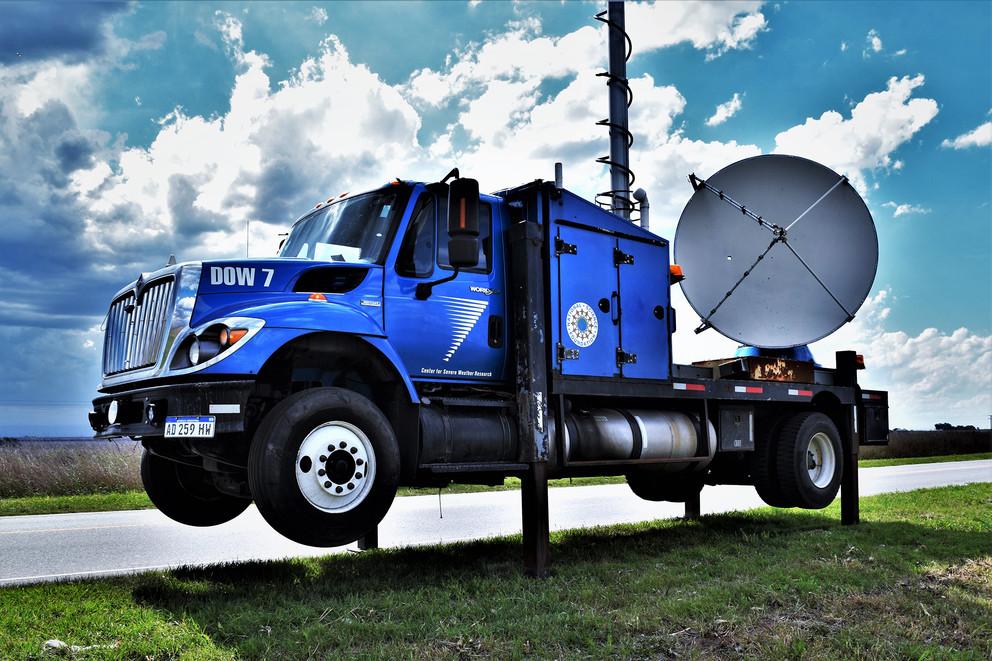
[295, 421, 375, 513]
[806, 431, 835, 489]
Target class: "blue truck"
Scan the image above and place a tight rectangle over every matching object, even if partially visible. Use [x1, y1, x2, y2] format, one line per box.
[88, 3, 889, 575]
[88, 169, 889, 571]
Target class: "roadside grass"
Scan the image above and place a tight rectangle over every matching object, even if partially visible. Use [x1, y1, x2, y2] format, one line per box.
[0, 439, 141, 499]
[1, 453, 988, 517]
[1, 483, 989, 659]
[858, 451, 992, 468]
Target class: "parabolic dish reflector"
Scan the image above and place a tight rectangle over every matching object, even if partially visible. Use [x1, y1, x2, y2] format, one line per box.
[674, 154, 878, 348]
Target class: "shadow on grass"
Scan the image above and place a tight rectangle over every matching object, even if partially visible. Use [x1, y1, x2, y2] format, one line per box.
[124, 496, 991, 658]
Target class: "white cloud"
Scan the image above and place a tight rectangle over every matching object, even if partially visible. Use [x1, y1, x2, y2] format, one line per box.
[813, 290, 992, 430]
[309, 6, 328, 25]
[705, 92, 743, 126]
[893, 48, 907, 56]
[882, 201, 931, 217]
[840, 41, 848, 52]
[941, 120, 992, 149]
[772, 74, 938, 193]
[863, 28, 883, 57]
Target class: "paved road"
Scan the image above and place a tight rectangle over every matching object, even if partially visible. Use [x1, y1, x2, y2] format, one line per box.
[1, 459, 988, 587]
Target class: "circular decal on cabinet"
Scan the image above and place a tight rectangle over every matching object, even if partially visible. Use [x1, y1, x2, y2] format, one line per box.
[566, 302, 599, 348]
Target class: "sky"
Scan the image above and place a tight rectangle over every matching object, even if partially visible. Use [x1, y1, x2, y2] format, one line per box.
[0, 0, 988, 435]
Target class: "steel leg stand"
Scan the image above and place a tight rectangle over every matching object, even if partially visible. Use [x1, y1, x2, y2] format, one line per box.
[684, 491, 701, 520]
[841, 436, 859, 525]
[357, 526, 379, 550]
[522, 462, 551, 578]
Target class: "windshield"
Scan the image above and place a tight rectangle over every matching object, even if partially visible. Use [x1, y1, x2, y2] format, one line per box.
[280, 187, 409, 264]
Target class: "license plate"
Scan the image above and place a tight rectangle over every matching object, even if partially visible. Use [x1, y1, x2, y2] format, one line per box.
[164, 416, 215, 438]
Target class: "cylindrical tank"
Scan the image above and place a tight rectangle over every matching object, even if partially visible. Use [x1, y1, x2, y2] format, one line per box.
[419, 406, 518, 464]
[564, 409, 715, 471]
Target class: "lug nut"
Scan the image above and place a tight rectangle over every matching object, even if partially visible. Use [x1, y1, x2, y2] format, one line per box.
[327, 445, 334, 452]
[318, 469, 326, 476]
[347, 483, 354, 490]
[350, 447, 357, 454]
[323, 481, 332, 488]
[319, 455, 327, 462]
[339, 441, 346, 449]
[355, 472, 362, 479]
[356, 459, 364, 466]
[335, 486, 343, 494]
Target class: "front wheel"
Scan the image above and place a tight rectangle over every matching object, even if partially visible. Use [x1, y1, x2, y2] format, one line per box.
[248, 387, 400, 547]
[140, 451, 250, 526]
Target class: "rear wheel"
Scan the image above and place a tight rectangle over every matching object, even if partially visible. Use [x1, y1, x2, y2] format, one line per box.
[774, 412, 842, 509]
[248, 387, 400, 547]
[752, 415, 792, 507]
[626, 469, 704, 503]
[140, 451, 250, 526]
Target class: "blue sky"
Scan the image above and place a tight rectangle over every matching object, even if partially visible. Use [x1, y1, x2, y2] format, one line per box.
[0, 1, 988, 435]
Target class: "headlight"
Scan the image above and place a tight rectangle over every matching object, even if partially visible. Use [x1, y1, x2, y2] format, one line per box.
[187, 337, 201, 365]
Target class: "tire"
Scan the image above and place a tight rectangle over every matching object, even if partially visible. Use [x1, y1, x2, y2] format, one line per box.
[752, 415, 793, 508]
[626, 469, 704, 503]
[774, 412, 843, 509]
[140, 450, 250, 526]
[248, 387, 400, 547]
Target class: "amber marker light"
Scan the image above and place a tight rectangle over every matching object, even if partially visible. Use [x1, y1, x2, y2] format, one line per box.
[308, 293, 328, 302]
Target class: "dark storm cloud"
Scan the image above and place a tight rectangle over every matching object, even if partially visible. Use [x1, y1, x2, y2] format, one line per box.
[54, 135, 97, 173]
[0, 2, 129, 64]
[168, 174, 227, 236]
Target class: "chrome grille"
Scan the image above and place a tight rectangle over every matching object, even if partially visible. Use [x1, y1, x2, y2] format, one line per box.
[102, 278, 175, 375]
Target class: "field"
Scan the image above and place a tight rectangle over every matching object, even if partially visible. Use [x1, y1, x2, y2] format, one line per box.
[1, 437, 989, 517]
[0, 483, 989, 659]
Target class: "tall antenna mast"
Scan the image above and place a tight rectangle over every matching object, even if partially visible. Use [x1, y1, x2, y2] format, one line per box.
[595, 1, 634, 221]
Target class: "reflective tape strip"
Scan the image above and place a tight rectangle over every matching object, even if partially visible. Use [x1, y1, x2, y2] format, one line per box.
[209, 404, 241, 414]
[674, 382, 706, 392]
[788, 389, 813, 397]
[735, 385, 763, 394]
[862, 393, 882, 400]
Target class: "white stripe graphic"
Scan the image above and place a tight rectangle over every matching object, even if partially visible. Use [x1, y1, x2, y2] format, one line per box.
[437, 296, 489, 362]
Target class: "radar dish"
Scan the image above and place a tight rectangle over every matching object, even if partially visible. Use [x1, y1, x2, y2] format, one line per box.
[674, 154, 878, 348]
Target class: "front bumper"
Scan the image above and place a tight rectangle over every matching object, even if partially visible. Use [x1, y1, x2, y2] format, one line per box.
[90, 379, 255, 439]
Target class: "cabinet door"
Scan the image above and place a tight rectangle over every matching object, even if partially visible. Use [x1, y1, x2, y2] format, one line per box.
[617, 237, 670, 380]
[555, 225, 618, 377]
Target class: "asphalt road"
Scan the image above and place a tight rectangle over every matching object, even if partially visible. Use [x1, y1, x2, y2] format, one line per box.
[1, 459, 988, 587]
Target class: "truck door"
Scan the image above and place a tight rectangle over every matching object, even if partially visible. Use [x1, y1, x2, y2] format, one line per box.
[616, 237, 670, 379]
[385, 192, 506, 382]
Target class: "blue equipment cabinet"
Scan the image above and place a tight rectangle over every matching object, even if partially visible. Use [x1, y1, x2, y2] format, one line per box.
[548, 188, 671, 382]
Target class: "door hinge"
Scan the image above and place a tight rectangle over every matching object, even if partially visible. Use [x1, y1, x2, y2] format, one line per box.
[555, 237, 577, 256]
[557, 343, 580, 363]
[613, 248, 634, 266]
[616, 348, 638, 366]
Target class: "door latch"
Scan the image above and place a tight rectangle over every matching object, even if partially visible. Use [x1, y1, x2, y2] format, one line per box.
[616, 348, 638, 366]
[555, 237, 577, 256]
[557, 343, 580, 363]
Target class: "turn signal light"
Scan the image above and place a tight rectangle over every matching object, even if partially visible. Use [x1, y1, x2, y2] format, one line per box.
[669, 264, 685, 284]
[308, 293, 327, 302]
[855, 354, 866, 370]
[219, 327, 249, 347]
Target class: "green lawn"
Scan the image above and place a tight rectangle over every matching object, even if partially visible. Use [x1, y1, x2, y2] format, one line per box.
[1, 453, 988, 517]
[0, 483, 989, 659]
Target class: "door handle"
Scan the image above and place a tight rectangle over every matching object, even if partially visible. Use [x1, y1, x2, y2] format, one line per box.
[611, 291, 620, 325]
[488, 315, 503, 348]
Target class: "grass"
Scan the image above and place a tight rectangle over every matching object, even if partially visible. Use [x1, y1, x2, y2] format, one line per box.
[0, 483, 989, 659]
[1, 453, 989, 517]
[0, 439, 142, 499]
[858, 452, 992, 468]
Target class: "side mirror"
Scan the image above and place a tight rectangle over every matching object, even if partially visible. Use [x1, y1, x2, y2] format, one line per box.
[446, 177, 480, 269]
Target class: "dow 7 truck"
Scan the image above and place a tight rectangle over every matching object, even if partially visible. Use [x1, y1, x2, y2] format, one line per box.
[88, 3, 889, 575]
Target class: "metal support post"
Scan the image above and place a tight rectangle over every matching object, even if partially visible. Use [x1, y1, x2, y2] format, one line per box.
[684, 491, 701, 520]
[357, 526, 378, 550]
[508, 199, 553, 576]
[836, 350, 860, 525]
[522, 462, 551, 578]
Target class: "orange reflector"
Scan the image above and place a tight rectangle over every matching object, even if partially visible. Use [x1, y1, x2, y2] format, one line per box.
[855, 354, 866, 369]
[228, 328, 248, 345]
[670, 264, 684, 278]
[308, 293, 327, 302]
[219, 327, 230, 346]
